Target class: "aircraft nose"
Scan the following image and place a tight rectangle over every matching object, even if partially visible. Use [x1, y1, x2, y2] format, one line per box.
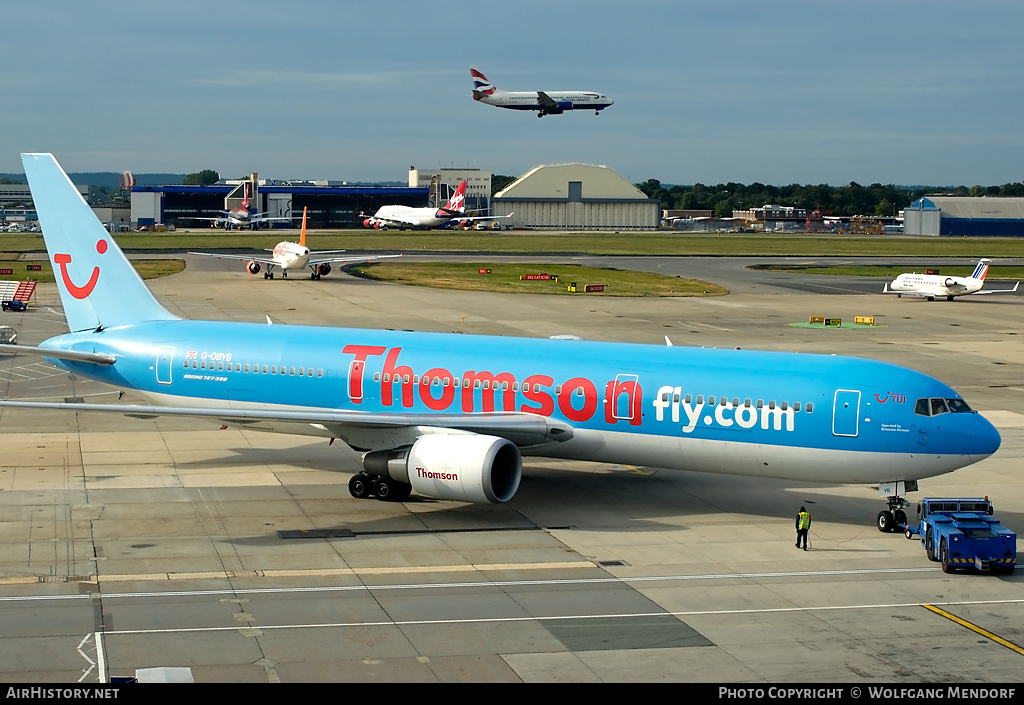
[967, 413, 1001, 462]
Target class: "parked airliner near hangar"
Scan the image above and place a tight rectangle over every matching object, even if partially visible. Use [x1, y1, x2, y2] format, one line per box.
[0, 154, 1001, 530]
[884, 258, 1019, 301]
[470, 66, 613, 117]
[189, 207, 399, 280]
[190, 183, 290, 230]
[361, 180, 511, 231]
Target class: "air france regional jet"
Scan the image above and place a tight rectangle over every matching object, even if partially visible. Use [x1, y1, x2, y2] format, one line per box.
[0, 154, 1002, 533]
[189, 207, 400, 280]
[884, 259, 1020, 301]
[470, 66, 614, 118]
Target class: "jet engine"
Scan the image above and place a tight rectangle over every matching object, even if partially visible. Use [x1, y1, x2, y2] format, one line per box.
[943, 277, 956, 288]
[363, 434, 521, 504]
[317, 263, 332, 276]
[246, 260, 261, 275]
[363, 218, 373, 228]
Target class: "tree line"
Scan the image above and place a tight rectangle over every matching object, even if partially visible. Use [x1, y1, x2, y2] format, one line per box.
[633, 179, 1024, 218]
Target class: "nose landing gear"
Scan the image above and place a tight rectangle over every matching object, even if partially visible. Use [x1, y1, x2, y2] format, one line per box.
[876, 480, 917, 532]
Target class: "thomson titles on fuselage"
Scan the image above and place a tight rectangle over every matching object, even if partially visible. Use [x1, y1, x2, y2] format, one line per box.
[335, 345, 798, 433]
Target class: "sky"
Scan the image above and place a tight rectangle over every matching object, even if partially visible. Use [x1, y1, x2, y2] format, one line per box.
[2, 1, 1022, 187]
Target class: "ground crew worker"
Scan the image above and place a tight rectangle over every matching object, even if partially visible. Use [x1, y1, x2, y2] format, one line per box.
[796, 506, 811, 550]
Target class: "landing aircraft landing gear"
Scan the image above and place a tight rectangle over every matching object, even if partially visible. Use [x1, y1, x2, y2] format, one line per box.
[876, 480, 917, 532]
[348, 471, 412, 502]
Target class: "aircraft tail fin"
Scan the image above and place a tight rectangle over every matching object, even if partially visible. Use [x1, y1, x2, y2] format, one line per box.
[470, 66, 498, 100]
[21, 153, 178, 333]
[971, 258, 991, 281]
[442, 181, 468, 214]
[299, 206, 307, 248]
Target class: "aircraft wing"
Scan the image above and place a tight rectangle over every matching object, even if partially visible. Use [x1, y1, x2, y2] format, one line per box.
[537, 91, 559, 109]
[309, 254, 402, 267]
[188, 251, 277, 266]
[973, 282, 1020, 295]
[0, 399, 573, 448]
[0, 344, 115, 365]
[455, 212, 514, 223]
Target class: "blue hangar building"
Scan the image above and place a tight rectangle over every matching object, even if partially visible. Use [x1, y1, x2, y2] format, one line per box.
[131, 180, 429, 229]
[904, 196, 1024, 237]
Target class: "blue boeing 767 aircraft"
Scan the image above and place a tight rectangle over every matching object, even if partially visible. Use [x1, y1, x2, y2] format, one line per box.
[0, 154, 1002, 531]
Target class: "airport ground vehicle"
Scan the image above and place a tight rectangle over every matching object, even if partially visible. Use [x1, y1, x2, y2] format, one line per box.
[905, 498, 1016, 574]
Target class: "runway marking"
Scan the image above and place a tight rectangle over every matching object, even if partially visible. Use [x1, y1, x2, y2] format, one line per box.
[0, 565, 952, 598]
[53, 597, 1024, 638]
[923, 604, 1024, 656]
[676, 320, 735, 332]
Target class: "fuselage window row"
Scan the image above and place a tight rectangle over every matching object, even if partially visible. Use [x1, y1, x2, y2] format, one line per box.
[182, 358, 322, 378]
[179, 359, 816, 414]
[659, 390, 813, 413]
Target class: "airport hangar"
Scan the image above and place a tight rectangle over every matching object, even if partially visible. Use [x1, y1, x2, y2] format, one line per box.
[128, 163, 660, 231]
[493, 163, 661, 231]
[131, 180, 429, 229]
[903, 196, 1024, 236]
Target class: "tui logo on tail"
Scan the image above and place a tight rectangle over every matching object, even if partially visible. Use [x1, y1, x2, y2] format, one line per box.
[53, 238, 108, 299]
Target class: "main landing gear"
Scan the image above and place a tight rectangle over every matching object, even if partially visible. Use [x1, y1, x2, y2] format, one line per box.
[263, 271, 274, 279]
[875, 480, 917, 533]
[348, 471, 412, 502]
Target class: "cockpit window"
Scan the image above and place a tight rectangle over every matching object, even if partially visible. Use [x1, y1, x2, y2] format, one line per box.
[946, 398, 972, 413]
[916, 397, 972, 417]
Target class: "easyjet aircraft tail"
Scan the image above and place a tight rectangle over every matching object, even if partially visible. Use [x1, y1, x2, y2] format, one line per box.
[21, 153, 177, 332]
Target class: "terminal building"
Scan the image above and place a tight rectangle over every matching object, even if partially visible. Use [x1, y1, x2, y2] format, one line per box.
[903, 197, 1024, 236]
[493, 164, 660, 230]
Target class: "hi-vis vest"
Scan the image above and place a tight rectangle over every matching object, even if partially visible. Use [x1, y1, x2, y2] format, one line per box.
[798, 512, 810, 530]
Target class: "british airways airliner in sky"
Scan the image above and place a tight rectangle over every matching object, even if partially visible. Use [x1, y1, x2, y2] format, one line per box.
[0, 154, 1001, 532]
[470, 67, 614, 118]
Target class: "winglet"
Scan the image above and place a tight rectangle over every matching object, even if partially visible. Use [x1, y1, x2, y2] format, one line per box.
[883, 282, 888, 293]
[300, 206, 307, 248]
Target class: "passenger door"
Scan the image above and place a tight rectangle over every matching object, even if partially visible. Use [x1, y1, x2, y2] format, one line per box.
[832, 389, 861, 437]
